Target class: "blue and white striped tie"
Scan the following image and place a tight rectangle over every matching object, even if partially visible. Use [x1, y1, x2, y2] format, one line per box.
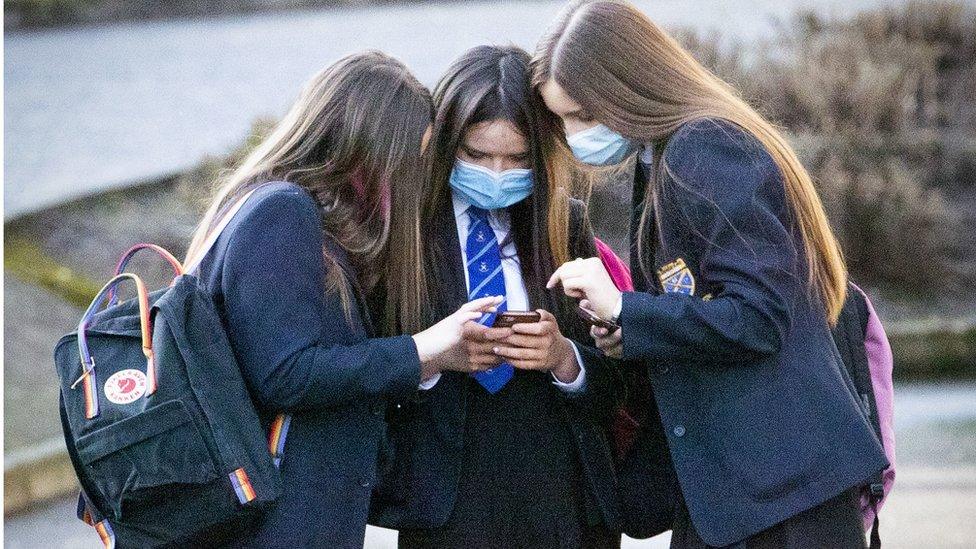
[465, 206, 513, 393]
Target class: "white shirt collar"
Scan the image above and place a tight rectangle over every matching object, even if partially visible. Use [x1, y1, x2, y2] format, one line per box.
[451, 192, 471, 220]
[450, 191, 510, 228]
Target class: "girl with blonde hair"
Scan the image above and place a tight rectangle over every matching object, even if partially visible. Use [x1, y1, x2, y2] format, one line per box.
[537, 2, 887, 547]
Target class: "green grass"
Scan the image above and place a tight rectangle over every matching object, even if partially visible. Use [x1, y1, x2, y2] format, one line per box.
[4, 236, 102, 309]
[890, 326, 976, 380]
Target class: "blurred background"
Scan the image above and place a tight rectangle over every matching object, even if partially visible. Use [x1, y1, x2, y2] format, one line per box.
[4, 0, 975, 547]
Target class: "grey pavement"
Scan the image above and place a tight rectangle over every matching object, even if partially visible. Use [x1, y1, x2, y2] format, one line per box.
[6, 383, 975, 547]
[3, 277, 82, 453]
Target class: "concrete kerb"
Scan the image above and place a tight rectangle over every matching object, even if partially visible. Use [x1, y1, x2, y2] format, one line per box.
[4, 437, 77, 516]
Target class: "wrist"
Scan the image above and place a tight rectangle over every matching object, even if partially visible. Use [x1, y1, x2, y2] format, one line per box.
[610, 291, 623, 322]
[419, 359, 441, 382]
[411, 332, 435, 365]
[551, 337, 581, 383]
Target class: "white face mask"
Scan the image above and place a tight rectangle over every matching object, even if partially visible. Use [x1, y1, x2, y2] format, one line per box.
[566, 123, 638, 165]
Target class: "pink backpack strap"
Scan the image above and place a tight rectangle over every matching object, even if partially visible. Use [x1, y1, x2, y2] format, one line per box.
[594, 237, 634, 292]
[851, 284, 897, 529]
[593, 237, 642, 459]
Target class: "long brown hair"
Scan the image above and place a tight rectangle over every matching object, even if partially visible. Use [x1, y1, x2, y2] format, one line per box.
[185, 50, 432, 331]
[422, 45, 580, 326]
[533, 0, 848, 324]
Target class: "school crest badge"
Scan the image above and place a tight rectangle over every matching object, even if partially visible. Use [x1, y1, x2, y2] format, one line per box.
[657, 258, 695, 295]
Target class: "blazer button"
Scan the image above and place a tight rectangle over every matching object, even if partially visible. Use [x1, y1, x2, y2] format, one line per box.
[673, 425, 686, 437]
[360, 479, 371, 488]
[658, 365, 670, 375]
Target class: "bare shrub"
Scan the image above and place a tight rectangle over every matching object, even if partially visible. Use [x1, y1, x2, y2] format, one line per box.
[588, 2, 975, 293]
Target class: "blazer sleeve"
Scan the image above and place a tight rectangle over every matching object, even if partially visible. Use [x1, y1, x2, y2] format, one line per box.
[220, 186, 421, 412]
[619, 120, 796, 365]
[563, 199, 624, 421]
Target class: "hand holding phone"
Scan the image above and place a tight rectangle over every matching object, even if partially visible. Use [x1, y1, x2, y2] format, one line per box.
[490, 309, 579, 380]
[576, 305, 620, 334]
[492, 310, 542, 328]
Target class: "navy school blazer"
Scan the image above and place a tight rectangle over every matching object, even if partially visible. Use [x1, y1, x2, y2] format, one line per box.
[197, 182, 421, 548]
[621, 119, 888, 546]
[369, 197, 623, 531]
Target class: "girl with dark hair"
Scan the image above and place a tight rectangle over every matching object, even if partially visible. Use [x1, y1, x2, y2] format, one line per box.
[370, 45, 622, 549]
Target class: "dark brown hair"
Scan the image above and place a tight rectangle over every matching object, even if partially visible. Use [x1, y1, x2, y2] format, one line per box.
[422, 45, 579, 324]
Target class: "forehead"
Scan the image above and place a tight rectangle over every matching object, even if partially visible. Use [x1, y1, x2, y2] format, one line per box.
[462, 119, 528, 155]
[540, 79, 582, 117]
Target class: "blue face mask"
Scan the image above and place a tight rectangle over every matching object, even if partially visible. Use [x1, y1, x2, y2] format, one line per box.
[449, 158, 534, 210]
[567, 123, 638, 166]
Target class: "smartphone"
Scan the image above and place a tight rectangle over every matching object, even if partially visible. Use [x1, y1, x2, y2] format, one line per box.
[492, 310, 541, 328]
[576, 305, 620, 333]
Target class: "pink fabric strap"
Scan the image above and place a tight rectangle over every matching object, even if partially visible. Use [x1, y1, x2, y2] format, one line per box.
[594, 237, 634, 292]
[852, 284, 896, 528]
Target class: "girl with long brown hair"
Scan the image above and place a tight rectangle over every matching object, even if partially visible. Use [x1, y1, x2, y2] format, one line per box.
[537, 1, 888, 548]
[371, 45, 622, 548]
[185, 50, 501, 547]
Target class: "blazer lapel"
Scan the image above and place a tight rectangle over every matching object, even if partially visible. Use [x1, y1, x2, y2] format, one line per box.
[432, 199, 468, 315]
[630, 160, 659, 294]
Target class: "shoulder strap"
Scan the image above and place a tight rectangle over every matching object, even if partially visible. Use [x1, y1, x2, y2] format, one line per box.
[183, 187, 261, 275]
[834, 284, 886, 549]
[847, 285, 885, 442]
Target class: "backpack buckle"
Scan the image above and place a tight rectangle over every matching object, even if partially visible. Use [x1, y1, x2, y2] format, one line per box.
[71, 358, 96, 389]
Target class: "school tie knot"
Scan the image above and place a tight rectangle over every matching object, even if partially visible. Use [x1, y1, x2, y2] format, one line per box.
[467, 205, 491, 229]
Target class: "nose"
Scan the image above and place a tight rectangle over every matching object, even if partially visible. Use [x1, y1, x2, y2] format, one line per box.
[565, 119, 599, 138]
[490, 158, 527, 173]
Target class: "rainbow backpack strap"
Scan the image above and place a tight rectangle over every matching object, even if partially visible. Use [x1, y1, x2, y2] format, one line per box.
[94, 520, 116, 549]
[229, 467, 257, 504]
[72, 273, 156, 418]
[268, 413, 292, 468]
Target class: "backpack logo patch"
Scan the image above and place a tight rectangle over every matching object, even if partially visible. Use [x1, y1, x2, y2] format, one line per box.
[104, 369, 148, 404]
[657, 258, 695, 295]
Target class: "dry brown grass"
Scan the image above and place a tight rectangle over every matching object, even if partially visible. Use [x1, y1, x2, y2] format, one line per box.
[668, 1, 975, 294]
[766, 3, 973, 292]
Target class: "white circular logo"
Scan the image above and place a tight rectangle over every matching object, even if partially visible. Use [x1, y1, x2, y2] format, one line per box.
[104, 369, 148, 405]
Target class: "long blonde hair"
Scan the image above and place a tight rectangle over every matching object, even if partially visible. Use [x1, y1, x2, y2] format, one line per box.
[185, 51, 432, 331]
[533, 0, 847, 324]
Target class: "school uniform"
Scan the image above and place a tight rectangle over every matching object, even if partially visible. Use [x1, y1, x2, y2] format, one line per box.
[196, 182, 422, 548]
[620, 119, 888, 548]
[370, 194, 622, 548]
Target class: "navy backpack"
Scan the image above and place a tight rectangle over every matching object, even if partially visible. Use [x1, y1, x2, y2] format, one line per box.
[55, 191, 286, 547]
